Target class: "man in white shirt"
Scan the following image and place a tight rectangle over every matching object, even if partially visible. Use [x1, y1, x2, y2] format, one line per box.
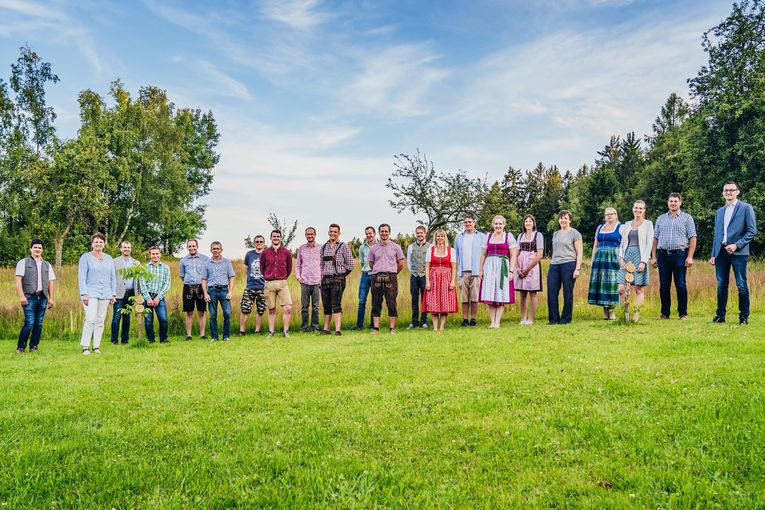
[14, 239, 56, 353]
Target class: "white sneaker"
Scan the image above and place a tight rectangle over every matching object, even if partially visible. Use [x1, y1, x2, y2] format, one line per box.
[82, 348, 90, 356]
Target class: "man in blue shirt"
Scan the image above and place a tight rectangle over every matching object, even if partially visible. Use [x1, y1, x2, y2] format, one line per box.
[454, 215, 486, 327]
[179, 239, 209, 340]
[201, 241, 236, 341]
[239, 235, 267, 335]
[709, 181, 758, 325]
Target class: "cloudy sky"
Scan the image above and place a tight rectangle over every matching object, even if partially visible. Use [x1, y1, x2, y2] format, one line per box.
[0, 0, 732, 256]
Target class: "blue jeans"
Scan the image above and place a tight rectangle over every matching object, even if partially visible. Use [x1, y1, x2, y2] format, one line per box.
[715, 249, 749, 320]
[208, 286, 232, 339]
[547, 261, 576, 324]
[144, 294, 168, 343]
[657, 250, 688, 317]
[410, 275, 428, 325]
[355, 272, 373, 329]
[111, 289, 134, 343]
[18, 293, 48, 350]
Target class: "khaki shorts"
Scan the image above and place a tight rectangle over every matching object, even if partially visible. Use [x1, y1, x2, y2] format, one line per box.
[459, 272, 481, 303]
[265, 279, 292, 309]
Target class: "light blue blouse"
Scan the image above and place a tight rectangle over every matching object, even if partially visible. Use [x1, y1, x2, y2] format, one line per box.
[78, 252, 117, 299]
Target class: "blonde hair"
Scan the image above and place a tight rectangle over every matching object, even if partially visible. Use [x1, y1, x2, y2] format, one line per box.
[432, 229, 450, 247]
[492, 215, 506, 225]
[604, 207, 619, 221]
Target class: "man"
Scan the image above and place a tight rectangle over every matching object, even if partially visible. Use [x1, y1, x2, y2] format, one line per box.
[319, 223, 355, 336]
[238, 235, 267, 335]
[354, 226, 376, 331]
[259, 230, 293, 338]
[407, 225, 431, 329]
[454, 215, 487, 326]
[709, 181, 757, 325]
[367, 223, 405, 334]
[179, 239, 209, 340]
[201, 241, 236, 342]
[14, 239, 55, 353]
[295, 227, 322, 332]
[139, 247, 171, 344]
[651, 192, 697, 320]
[111, 241, 139, 344]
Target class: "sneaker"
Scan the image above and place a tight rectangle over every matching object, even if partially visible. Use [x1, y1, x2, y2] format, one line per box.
[185, 336, 192, 341]
[300, 327, 311, 333]
[111, 341, 118, 345]
[267, 331, 275, 338]
[160, 340, 170, 344]
[712, 316, 725, 323]
[469, 319, 477, 327]
[334, 331, 342, 336]
[739, 317, 749, 326]
[200, 335, 207, 340]
[93, 348, 101, 355]
[318, 329, 331, 336]
[370, 328, 379, 335]
[237, 331, 246, 337]
[657, 315, 669, 320]
[30, 346, 38, 352]
[82, 348, 90, 356]
[547, 321, 558, 326]
[254, 330, 262, 335]
[353, 326, 364, 331]
[407, 324, 416, 330]
[460, 319, 469, 327]
[222, 337, 230, 342]
[679, 315, 688, 321]
[211, 337, 218, 342]
[420, 322, 429, 329]
[282, 331, 290, 338]
[16, 348, 24, 354]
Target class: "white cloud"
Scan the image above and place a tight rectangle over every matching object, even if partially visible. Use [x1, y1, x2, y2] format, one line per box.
[196, 60, 253, 102]
[260, 0, 330, 30]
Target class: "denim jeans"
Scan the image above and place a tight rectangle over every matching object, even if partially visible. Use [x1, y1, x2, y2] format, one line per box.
[300, 283, 320, 330]
[355, 272, 373, 329]
[715, 249, 749, 320]
[547, 261, 576, 324]
[144, 293, 168, 343]
[410, 275, 427, 325]
[208, 286, 232, 339]
[657, 250, 688, 317]
[111, 289, 134, 343]
[18, 293, 48, 350]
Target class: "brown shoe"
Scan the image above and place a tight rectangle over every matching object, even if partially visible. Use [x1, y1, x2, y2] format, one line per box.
[679, 315, 688, 321]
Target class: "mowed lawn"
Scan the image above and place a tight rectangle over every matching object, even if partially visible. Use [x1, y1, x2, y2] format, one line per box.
[1, 316, 764, 509]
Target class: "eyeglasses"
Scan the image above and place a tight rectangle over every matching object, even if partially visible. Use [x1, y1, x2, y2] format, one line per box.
[723, 189, 738, 193]
[255, 240, 265, 244]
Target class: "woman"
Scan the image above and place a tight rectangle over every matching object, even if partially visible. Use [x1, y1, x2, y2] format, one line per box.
[479, 215, 518, 328]
[617, 200, 654, 321]
[422, 229, 458, 331]
[515, 215, 544, 325]
[587, 207, 622, 319]
[78, 232, 116, 355]
[547, 210, 583, 325]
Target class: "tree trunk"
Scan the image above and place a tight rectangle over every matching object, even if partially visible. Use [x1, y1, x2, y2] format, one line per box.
[54, 225, 71, 276]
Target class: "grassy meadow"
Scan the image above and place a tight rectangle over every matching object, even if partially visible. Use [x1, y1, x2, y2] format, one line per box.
[1, 258, 764, 507]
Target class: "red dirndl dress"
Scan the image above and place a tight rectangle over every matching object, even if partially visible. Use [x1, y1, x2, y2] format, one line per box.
[422, 246, 458, 314]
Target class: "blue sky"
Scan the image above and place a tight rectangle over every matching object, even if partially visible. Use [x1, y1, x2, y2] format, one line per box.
[0, 0, 733, 255]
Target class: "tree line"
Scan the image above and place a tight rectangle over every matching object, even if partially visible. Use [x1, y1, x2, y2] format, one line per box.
[0, 47, 220, 273]
[388, 1, 765, 257]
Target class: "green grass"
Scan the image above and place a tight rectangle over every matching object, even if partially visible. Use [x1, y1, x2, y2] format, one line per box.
[2, 317, 764, 508]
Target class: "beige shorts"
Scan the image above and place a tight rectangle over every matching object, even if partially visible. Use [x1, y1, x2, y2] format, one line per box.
[459, 272, 481, 303]
[264, 279, 292, 309]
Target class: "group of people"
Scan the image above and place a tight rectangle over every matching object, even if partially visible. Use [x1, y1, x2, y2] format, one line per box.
[13, 182, 757, 354]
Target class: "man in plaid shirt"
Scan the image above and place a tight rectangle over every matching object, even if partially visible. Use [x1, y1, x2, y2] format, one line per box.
[319, 223, 354, 336]
[140, 247, 171, 343]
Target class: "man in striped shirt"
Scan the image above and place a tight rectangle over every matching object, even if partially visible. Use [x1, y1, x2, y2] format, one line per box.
[140, 247, 171, 343]
[651, 192, 697, 320]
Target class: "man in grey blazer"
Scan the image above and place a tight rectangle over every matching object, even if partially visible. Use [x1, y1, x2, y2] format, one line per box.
[111, 241, 140, 343]
[709, 181, 758, 325]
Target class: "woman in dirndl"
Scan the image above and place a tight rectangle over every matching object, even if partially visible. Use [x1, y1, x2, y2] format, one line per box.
[587, 207, 622, 320]
[515, 214, 544, 325]
[422, 229, 458, 331]
[617, 200, 654, 321]
[479, 215, 518, 328]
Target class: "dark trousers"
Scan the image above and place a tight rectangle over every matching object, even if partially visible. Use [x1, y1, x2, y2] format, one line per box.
[371, 273, 399, 318]
[321, 276, 346, 315]
[300, 283, 320, 330]
[18, 293, 48, 350]
[410, 275, 427, 325]
[356, 272, 373, 329]
[144, 294, 168, 343]
[547, 261, 576, 324]
[207, 286, 232, 340]
[715, 249, 749, 320]
[111, 289, 134, 343]
[657, 250, 688, 317]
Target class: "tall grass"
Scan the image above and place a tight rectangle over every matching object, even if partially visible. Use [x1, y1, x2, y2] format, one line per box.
[1, 258, 763, 340]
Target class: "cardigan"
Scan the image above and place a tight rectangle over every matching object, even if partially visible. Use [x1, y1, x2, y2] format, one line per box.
[618, 220, 655, 264]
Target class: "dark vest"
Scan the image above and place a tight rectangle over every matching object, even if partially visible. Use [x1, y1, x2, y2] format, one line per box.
[22, 257, 50, 298]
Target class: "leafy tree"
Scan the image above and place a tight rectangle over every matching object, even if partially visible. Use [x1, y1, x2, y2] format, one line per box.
[267, 213, 298, 248]
[387, 150, 488, 232]
[477, 181, 521, 233]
